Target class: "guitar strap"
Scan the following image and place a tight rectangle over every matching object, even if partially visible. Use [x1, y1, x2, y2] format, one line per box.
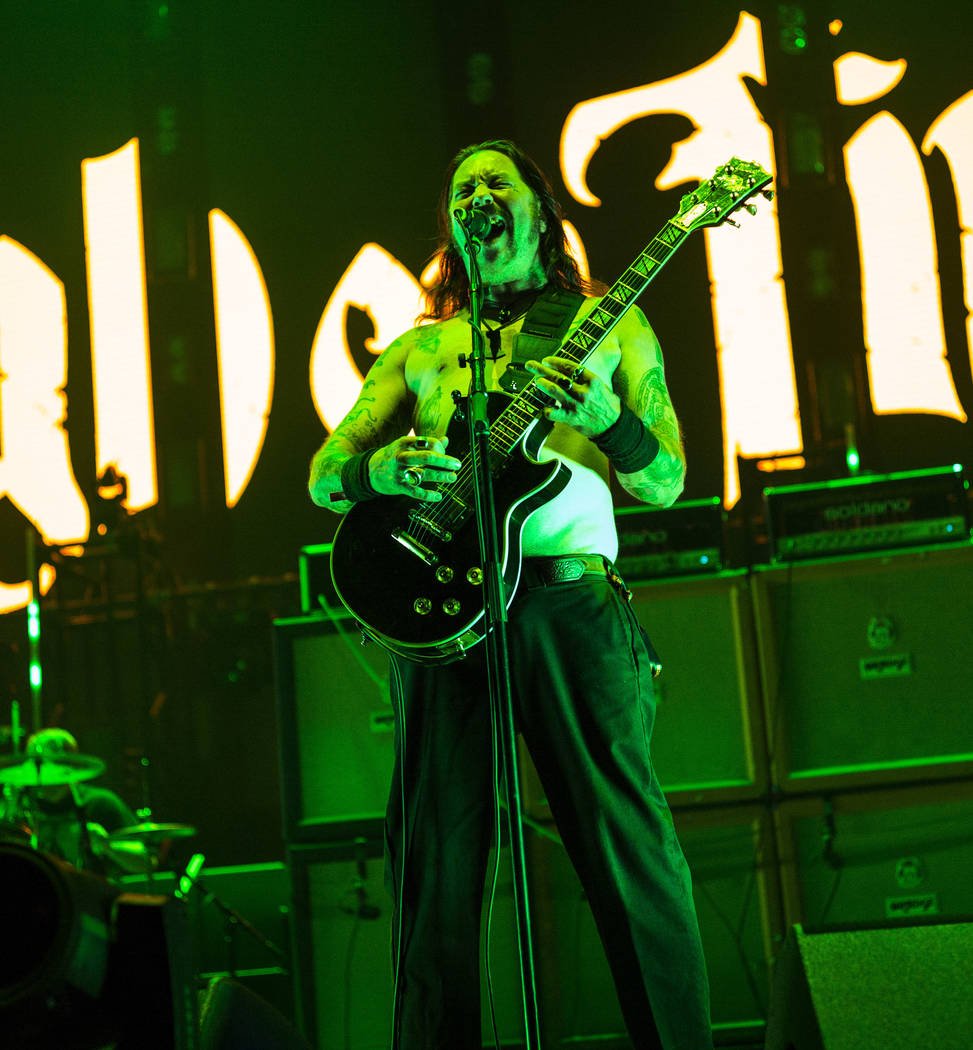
[498, 286, 586, 395]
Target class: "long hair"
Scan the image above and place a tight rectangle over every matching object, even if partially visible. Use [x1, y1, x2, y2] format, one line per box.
[421, 139, 603, 321]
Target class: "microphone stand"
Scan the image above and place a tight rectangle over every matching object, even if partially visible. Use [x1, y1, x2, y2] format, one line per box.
[456, 217, 542, 1050]
[176, 856, 287, 977]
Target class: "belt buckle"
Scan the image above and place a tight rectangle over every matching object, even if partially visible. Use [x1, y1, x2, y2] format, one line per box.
[547, 557, 586, 583]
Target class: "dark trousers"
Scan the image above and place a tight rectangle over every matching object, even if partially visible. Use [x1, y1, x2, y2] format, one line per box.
[386, 567, 712, 1050]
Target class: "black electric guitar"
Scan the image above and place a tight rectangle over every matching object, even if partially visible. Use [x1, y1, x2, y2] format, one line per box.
[330, 158, 772, 662]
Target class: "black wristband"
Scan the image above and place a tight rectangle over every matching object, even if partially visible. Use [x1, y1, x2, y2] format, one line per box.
[593, 404, 660, 473]
[339, 449, 380, 502]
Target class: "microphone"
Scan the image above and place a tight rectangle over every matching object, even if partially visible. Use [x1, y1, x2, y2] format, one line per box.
[453, 206, 492, 239]
[176, 852, 206, 898]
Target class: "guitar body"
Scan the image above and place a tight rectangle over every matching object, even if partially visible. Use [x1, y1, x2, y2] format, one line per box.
[330, 392, 570, 662]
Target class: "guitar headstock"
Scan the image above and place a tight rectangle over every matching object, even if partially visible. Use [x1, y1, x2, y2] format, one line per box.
[672, 158, 773, 232]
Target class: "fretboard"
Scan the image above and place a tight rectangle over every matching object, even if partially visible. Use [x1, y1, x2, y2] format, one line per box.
[489, 220, 691, 454]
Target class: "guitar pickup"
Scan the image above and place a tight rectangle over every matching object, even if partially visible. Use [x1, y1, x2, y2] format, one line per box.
[391, 528, 439, 566]
[407, 511, 453, 541]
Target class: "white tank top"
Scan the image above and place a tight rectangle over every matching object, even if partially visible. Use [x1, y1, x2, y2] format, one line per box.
[520, 444, 619, 560]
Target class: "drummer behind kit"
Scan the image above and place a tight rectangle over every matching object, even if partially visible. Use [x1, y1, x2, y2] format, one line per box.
[0, 727, 196, 877]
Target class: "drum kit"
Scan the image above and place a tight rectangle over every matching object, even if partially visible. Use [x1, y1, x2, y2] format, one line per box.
[0, 738, 196, 874]
[0, 729, 295, 1049]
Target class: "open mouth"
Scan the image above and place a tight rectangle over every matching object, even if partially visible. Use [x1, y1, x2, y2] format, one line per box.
[483, 217, 507, 243]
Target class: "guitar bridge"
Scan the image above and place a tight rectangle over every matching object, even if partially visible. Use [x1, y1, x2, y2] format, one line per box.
[407, 511, 453, 542]
[391, 528, 439, 566]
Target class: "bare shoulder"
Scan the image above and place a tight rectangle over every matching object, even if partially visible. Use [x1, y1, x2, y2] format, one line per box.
[613, 303, 663, 363]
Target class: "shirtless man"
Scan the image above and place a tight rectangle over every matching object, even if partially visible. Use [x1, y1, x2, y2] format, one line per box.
[309, 140, 712, 1050]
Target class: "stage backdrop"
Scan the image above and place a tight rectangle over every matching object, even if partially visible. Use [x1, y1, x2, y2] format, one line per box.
[1, 0, 972, 859]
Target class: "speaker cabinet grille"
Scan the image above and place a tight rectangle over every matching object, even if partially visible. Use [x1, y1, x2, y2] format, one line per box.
[774, 779, 973, 930]
[766, 921, 973, 1050]
[288, 840, 527, 1049]
[275, 615, 394, 841]
[627, 571, 766, 802]
[288, 840, 392, 1050]
[752, 544, 973, 791]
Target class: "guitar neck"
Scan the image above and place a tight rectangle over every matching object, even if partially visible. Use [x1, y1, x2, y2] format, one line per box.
[491, 219, 692, 450]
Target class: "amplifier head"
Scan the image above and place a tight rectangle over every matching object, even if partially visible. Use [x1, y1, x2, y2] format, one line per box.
[764, 464, 969, 562]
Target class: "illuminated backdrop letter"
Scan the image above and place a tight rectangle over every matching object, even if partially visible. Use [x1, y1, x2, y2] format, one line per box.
[310, 243, 425, 433]
[81, 138, 159, 511]
[0, 238, 89, 610]
[560, 11, 801, 507]
[838, 59, 966, 421]
[923, 90, 973, 383]
[209, 209, 275, 508]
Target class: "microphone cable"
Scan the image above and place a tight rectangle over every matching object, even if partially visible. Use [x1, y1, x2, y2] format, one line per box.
[387, 657, 408, 1050]
[482, 662, 505, 1050]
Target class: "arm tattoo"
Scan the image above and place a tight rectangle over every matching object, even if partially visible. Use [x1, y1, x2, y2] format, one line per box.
[615, 365, 685, 506]
[309, 348, 412, 510]
[333, 377, 385, 447]
[416, 386, 444, 435]
[635, 367, 681, 449]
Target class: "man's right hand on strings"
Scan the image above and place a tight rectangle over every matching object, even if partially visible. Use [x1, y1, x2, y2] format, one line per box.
[368, 435, 462, 502]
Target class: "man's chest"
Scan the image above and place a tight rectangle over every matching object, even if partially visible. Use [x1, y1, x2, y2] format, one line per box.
[406, 319, 620, 434]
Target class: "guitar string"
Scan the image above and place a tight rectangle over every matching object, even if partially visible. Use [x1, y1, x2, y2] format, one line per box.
[406, 378, 547, 544]
[405, 374, 566, 550]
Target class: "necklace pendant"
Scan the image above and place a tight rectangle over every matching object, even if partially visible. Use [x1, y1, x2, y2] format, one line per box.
[485, 327, 503, 359]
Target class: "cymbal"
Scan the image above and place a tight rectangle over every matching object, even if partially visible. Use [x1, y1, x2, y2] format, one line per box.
[0, 752, 106, 787]
[107, 822, 197, 845]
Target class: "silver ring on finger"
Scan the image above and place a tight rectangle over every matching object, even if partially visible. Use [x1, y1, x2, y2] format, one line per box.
[403, 467, 422, 487]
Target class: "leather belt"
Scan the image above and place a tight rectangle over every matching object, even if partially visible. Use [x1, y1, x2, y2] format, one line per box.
[521, 553, 609, 588]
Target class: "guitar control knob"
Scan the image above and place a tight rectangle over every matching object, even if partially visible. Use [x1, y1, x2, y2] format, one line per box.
[443, 599, 461, 616]
[466, 567, 483, 585]
[414, 598, 433, 615]
[435, 566, 454, 583]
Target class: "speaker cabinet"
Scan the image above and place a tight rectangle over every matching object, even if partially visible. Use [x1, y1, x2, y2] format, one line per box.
[751, 543, 973, 791]
[765, 921, 973, 1049]
[288, 839, 391, 1049]
[274, 614, 394, 841]
[773, 779, 973, 931]
[626, 570, 766, 804]
[525, 804, 782, 1043]
[288, 808, 784, 1049]
[287, 839, 525, 1050]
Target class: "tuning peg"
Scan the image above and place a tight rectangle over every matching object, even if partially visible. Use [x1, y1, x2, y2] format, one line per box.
[745, 204, 758, 216]
[761, 189, 774, 201]
[725, 217, 741, 228]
